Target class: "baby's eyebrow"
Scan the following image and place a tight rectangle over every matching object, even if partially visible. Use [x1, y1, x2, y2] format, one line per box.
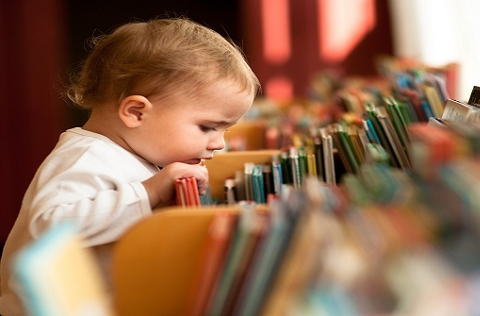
[202, 120, 235, 126]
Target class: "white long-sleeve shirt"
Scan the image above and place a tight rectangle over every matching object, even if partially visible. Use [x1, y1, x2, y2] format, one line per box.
[0, 127, 156, 315]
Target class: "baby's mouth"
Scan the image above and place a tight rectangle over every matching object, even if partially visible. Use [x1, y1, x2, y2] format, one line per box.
[182, 158, 202, 165]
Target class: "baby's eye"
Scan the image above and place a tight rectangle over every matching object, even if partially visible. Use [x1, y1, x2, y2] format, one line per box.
[200, 125, 217, 132]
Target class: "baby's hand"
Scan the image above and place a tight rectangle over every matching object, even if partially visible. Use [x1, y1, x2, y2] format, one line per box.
[142, 162, 209, 209]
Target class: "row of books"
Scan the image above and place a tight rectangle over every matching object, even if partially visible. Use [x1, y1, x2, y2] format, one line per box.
[220, 146, 334, 205]
[220, 100, 480, 205]
[179, 59, 480, 314]
[234, 89, 480, 192]
[218, 97, 417, 204]
[176, 115, 480, 314]
[214, 90, 480, 207]
[227, 57, 460, 173]
[183, 171, 480, 315]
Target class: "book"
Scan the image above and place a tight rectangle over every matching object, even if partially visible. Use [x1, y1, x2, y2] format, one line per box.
[399, 89, 423, 122]
[365, 104, 399, 168]
[175, 177, 201, 207]
[425, 72, 449, 105]
[306, 150, 317, 177]
[384, 97, 410, 148]
[244, 163, 255, 201]
[320, 127, 336, 185]
[234, 170, 246, 202]
[408, 123, 458, 179]
[467, 85, 480, 107]
[313, 134, 325, 181]
[364, 119, 381, 144]
[297, 147, 308, 183]
[262, 164, 274, 199]
[348, 125, 366, 164]
[422, 82, 444, 118]
[288, 147, 302, 189]
[252, 164, 265, 203]
[224, 178, 237, 205]
[11, 221, 114, 316]
[271, 154, 283, 196]
[279, 149, 292, 185]
[329, 124, 354, 174]
[376, 106, 411, 169]
[395, 96, 418, 124]
[442, 98, 480, 123]
[184, 211, 237, 316]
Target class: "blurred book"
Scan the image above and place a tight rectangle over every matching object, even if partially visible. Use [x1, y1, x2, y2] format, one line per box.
[467, 85, 480, 108]
[184, 211, 237, 316]
[441, 98, 480, 123]
[11, 221, 114, 316]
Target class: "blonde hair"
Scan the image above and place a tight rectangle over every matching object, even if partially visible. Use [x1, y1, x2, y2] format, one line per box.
[65, 17, 260, 109]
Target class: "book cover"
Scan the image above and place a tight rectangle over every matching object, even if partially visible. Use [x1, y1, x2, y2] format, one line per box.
[11, 221, 114, 316]
[441, 99, 480, 123]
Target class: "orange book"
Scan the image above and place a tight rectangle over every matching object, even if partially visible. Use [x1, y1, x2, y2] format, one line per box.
[176, 177, 201, 207]
[187, 177, 201, 206]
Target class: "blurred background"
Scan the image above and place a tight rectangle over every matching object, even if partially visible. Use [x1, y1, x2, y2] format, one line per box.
[1, 0, 479, 254]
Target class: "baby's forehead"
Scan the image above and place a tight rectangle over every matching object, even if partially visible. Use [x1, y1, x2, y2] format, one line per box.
[155, 77, 250, 100]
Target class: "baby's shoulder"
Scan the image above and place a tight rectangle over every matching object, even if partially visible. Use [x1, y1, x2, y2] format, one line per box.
[45, 128, 134, 169]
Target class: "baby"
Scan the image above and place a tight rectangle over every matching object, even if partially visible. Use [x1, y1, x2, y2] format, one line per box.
[0, 17, 259, 315]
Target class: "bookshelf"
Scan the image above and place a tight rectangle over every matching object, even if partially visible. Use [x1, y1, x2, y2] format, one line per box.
[204, 150, 281, 203]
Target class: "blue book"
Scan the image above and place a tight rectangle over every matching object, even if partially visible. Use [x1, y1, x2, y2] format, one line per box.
[421, 100, 435, 119]
[272, 154, 283, 196]
[252, 164, 265, 203]
[12, 221, 114, 316]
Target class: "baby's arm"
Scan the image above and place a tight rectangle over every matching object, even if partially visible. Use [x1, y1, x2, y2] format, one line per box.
[142, 162, 209, 209]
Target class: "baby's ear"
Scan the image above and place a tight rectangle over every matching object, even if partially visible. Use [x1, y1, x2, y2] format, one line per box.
[118, 95, 152, 127]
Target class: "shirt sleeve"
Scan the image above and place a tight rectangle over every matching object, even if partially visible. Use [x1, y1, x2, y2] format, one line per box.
[27, 140, 155, 247]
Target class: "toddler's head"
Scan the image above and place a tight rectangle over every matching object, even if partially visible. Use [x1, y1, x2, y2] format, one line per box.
[66, 17, 260, 109]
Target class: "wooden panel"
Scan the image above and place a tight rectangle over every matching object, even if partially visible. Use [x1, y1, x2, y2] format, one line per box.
[112, 206, 238, 316]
